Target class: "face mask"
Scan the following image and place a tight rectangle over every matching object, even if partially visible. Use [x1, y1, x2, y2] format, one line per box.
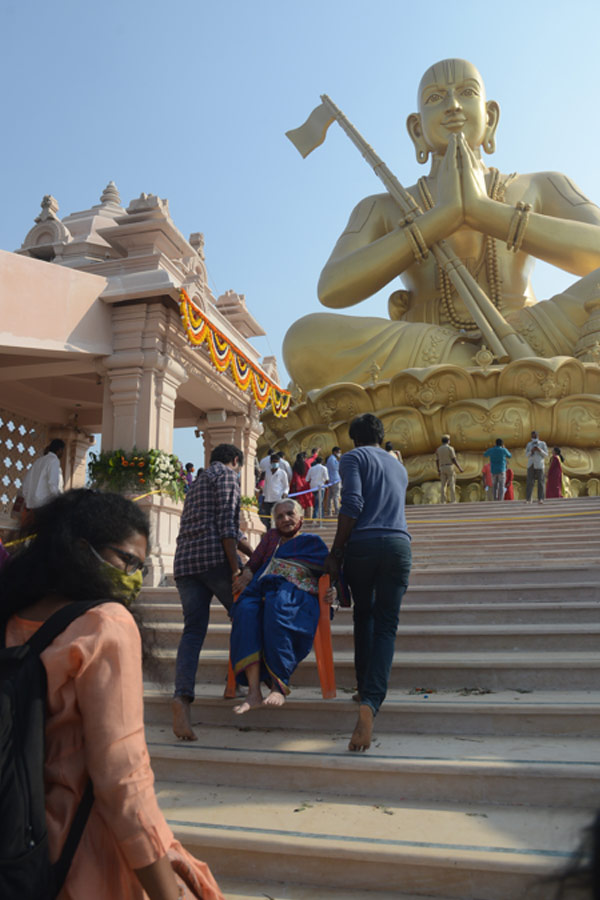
[102, 564, 144, 607]
[88, 543, 144, 607]
[271, 463, 279, 471]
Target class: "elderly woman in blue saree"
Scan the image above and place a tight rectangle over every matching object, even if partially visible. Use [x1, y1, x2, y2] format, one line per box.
[230, 498, 330, 713]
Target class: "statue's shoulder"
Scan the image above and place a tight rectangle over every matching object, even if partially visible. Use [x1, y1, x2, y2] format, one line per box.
[504, 170, 596, 211]
[342, 192, 396, 236]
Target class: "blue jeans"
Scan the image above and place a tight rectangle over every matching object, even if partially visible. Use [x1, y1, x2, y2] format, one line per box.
[312, 488, 324, 518]
[343, 536, 412, 716]
[174, 564, 233, 701]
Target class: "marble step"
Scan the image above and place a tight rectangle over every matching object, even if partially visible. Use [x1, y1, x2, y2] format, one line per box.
[152, 620, 600, 653]
[146, 725, 600, 808]
[142, 563, 600, 594]
[408, 545, 599, 558]
[155, 780, 591, 900]
[152, 647, 600, 691]
[143, 686, 600, 737]
[219, 881, 434, 900]
[141, 598, 600, 627]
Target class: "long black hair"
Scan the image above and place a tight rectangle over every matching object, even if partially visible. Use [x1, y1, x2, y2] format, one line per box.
[0, 489, 150, 624]
[292, 453, 307, 476]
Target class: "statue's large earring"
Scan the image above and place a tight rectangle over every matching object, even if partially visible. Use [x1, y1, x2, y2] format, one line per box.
[407, 113, 429, 165]
[482, 100, 500, 156]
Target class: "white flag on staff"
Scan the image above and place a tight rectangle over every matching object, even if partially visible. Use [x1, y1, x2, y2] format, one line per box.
[285, 101, 335, 158]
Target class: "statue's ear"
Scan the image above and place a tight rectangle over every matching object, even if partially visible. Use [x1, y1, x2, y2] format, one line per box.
[483, 100, 500, 155]
[407, 113, 429, 165]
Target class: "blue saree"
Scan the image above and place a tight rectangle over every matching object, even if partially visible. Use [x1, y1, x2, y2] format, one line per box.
[230, 532, 329, 694]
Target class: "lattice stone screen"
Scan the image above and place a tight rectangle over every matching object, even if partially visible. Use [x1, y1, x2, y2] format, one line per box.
[0, 409, 48, 515]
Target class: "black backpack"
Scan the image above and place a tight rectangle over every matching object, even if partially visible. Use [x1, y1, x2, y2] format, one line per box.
[0, 601, 104, 899]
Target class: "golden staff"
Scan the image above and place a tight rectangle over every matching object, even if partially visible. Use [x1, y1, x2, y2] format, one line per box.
[287, 95, 536, 363]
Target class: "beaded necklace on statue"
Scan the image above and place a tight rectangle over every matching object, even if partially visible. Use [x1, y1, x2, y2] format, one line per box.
[417, 168, 515, 331]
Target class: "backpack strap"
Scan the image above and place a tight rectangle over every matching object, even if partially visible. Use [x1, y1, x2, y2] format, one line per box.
[26, 600, 109, 655]
[53, 779, 95, 890]
[24, 599, 111, 892]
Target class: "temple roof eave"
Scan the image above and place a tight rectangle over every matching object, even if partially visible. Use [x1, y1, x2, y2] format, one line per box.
[100, 273, 265, 367]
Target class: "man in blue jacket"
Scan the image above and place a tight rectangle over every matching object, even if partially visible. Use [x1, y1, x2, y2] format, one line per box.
[324, 414, 411, 752]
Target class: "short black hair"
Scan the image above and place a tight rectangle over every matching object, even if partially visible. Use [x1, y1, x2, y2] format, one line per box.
[210, 443, 244, 466]
[185, 462, 194, 471]
[495, 438, 503, 446]
[331, 446, 341, 454]
[441, 436, 450, 444]
[384, 441, 393, 452]
[276, 451, 285, 459]
[270, 454, 280, 465]
[46, 438, 65, 455]
[348, 414, 385, 446]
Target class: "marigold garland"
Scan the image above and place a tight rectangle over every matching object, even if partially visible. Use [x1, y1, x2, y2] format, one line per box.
[179, 289, 291, 417]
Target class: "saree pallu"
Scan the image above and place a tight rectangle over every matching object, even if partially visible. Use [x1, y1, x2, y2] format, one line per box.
[230, 533, 328, 694]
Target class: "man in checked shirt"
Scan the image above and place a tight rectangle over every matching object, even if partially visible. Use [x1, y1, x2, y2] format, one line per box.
[172, 443, 254, 740]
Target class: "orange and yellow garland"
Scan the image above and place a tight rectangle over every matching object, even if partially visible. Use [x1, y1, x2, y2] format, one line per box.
[179, 289, 291, 417]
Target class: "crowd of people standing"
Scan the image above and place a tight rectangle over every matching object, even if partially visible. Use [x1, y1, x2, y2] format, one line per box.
[435, 430, 568, 503]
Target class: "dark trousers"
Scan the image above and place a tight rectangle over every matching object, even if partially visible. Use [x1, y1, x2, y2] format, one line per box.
[344, 536, 412, 716]
[174, 564, 233, 701]
[526, 467, 545, 501]
[260, 501, 275, 527]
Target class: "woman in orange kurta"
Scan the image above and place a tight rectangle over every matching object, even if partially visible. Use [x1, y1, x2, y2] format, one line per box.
[1, 490, 225, 900]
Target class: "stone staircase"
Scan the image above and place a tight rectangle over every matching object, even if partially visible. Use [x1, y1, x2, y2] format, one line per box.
[141, 497, 600, 900]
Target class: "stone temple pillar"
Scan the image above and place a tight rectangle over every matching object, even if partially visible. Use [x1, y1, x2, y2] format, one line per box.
[99, 303, 189, 585]
[101, 304, 188, 453]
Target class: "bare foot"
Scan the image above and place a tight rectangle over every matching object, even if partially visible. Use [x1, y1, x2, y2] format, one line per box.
[348, 704, 374, 752]
[262, 690, 285, 708]
[172, 696, 198, 741]
[233, 688, 263, 715]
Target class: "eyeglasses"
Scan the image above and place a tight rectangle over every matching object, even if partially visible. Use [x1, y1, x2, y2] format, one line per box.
[104, 546, 148, 576]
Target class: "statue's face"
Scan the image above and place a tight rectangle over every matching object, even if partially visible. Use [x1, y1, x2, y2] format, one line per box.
[418, 59, 488, 155]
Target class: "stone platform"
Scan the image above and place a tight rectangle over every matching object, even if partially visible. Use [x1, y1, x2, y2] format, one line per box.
[140, 496, 600, 899]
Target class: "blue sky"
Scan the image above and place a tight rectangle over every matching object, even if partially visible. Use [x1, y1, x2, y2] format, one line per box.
[2, 0, 600, 466]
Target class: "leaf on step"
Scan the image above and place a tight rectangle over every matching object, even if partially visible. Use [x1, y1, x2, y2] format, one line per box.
[293, 802, 314, 812]
[373, 805, 394, 815]
[466, 812, 488, 818]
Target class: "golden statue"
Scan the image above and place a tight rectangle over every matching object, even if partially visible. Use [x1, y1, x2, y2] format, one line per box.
[262, 59, 600, 498]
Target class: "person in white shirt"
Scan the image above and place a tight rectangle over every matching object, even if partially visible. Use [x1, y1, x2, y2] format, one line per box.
[525, 431, 548, 503]
[22, 439, 65, 514]
[307, 456, 329, 519]
[276, 451, 293, 483]
[260, 455, 289, 525]
[258, 448, 275, 473]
